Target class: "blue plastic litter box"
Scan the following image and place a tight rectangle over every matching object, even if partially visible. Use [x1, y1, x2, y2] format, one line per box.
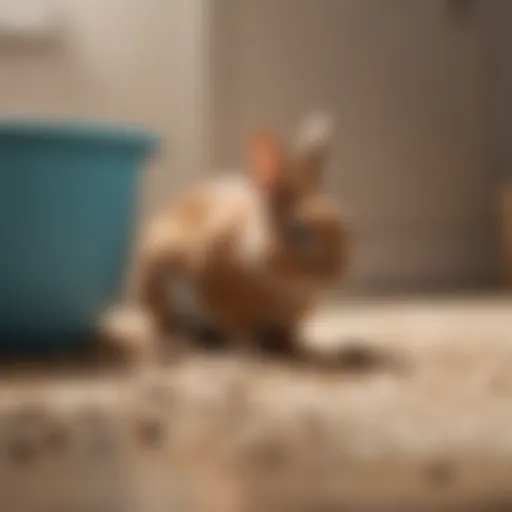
[0, 119, 159, 352]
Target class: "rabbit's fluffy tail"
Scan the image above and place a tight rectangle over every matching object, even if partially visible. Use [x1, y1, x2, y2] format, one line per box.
[295, 111, 333, 154]
[98, 305, 160, 366]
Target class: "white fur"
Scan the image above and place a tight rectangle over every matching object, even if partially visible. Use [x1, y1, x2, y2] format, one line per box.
[296, 111, 333, 154]
[100, 305, 158, 362]
[204, 175, 271, 272]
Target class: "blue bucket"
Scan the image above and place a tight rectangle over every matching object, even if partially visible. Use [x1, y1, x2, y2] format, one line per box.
[0, 119, 159, 353]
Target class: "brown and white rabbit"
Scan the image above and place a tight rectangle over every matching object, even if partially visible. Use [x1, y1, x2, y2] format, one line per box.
[115, 113, 350, 363]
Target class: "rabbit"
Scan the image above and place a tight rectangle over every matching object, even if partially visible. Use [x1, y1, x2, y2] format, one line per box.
[128, 113, 350, 363]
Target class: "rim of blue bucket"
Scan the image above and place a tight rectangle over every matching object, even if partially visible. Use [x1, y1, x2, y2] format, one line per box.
[0, 117, 161, 155]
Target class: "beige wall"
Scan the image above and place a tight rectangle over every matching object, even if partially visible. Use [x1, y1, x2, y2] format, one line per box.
[488, 0, 512, 184]
[210, 0, 496, 292]
[486, 0, 512, 286]
[0, 0, 210, 218]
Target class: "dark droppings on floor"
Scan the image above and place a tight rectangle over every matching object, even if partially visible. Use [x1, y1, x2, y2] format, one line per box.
[333, 337, 408, 375]
[5, 435, 38, 466]
[134, 411, 167, 449]
[425, 460, 455, 488]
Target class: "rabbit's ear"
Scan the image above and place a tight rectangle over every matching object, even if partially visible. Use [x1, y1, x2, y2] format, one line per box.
[248, 131, 286, 196]
[294, 112, 333, 187]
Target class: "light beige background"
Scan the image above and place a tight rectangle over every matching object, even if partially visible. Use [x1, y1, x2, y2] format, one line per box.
[0, 0, 506, 292]
[0, 0, 210, 217]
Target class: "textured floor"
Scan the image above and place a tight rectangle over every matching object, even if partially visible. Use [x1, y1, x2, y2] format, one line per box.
[0, 296, 511, 511]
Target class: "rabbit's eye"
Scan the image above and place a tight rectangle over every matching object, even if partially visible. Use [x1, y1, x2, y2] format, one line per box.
[287, 221, 318, 257]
